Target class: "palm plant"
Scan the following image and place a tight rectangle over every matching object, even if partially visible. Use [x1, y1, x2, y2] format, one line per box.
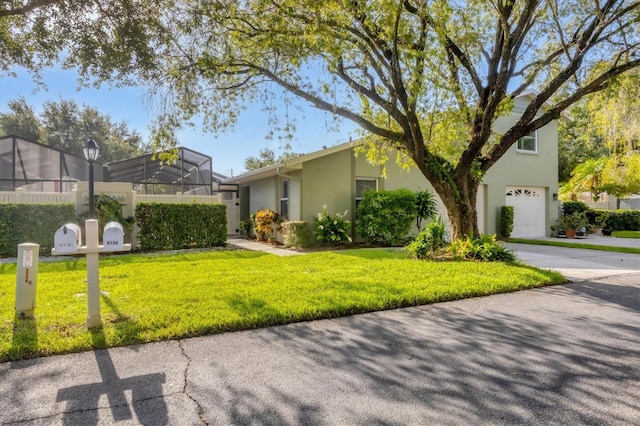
[568, 157, 607, 202]
[415, 190, 438, 231]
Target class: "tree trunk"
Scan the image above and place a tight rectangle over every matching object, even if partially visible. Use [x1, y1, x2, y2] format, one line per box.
[429, 174, 481, 241]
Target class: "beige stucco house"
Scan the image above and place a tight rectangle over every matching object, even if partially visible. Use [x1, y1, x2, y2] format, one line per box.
[223, 95, 560, 238]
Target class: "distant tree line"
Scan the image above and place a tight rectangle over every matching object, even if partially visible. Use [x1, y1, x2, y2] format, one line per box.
[0, 97, 148, 163]
[558, 70, 640, 204]
[243, 147, 302, 172]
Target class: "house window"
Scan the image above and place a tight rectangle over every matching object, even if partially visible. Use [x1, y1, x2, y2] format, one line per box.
[517, 131, 537, 153]
[355, 178, 377, 211]
[280, 179, 289, 219]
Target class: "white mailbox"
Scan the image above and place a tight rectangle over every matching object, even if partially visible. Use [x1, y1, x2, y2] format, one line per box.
[102, 221, 124, 251]
[53, 223, 81, 254]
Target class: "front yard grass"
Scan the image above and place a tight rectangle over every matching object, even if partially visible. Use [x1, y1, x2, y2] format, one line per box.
[1, 249, 564, 362]
[508, 238, 640, 254]
[611, 230, 640, 239]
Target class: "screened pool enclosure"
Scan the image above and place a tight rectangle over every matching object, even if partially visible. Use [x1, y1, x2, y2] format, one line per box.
[0, 135, 213, 195]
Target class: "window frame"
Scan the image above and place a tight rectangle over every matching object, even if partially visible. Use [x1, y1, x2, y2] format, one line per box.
[355, 178, 377, 212]
[516, 131, 538, 154]
[279, 178, 289, 219]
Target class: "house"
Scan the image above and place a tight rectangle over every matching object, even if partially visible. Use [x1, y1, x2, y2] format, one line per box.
[223, 95, 560, 238]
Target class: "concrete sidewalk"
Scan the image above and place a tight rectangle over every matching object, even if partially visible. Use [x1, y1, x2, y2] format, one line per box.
[227, 237, 303, 256]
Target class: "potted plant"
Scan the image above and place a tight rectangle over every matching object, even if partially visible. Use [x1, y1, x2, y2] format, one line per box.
[593, 216, 607, 236]
[559, 212, 588, 239]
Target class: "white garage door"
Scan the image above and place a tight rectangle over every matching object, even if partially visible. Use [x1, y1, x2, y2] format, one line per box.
[505, 186, 546, 237]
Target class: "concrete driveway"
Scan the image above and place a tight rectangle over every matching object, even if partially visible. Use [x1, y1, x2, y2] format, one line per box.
[0, 244, 638, 425]
[506, 242, 640, 281]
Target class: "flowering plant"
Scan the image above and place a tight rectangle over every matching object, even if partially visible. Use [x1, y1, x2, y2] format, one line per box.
[314, 205, 352, 245]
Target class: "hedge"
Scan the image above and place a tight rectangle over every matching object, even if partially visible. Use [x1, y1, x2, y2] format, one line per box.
[356, 189, 417, 246]
[587, 209, 640, 231]
[500, 205, 514, 238]
[562, 201, 590, 216]
[281, 221, 314, 248]
[0, 203, 76, 257]
[135, 203, 227, 250]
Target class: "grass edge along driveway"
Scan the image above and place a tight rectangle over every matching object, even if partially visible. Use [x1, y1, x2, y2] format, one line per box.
[1, 249, 565, 362]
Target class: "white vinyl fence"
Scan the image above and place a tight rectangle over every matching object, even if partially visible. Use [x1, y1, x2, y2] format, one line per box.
[0, 190, 75, 204]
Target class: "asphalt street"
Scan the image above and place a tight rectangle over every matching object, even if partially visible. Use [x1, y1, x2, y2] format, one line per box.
[0, 243, 638, 425]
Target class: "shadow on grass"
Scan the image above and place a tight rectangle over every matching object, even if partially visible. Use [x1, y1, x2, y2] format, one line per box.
[56, 327, 167, 425]
[98, 291, 146, 348]
[8, 316, 38, 361]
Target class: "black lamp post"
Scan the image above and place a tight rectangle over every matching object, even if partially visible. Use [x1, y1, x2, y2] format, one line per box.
[82, 138, 100, 219]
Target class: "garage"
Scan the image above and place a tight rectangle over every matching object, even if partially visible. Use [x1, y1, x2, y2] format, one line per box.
[505, 186, 546, 237]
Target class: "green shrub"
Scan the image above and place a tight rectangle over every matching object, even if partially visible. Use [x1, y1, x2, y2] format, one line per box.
[603, 210, 640, 231]
[357, 189, 417, 245]
[282, 221, 314, 248]
[586, 209, 607, 229]
[500, 205, 514, 238]
[559, 211, 588, 231]
[94, 193, 134, 229]
[406, 217, 447, 259]
[135, 203, 227, 250]
[314, 206, 352, 245]
[0, 203, 76, 257]
[449, 234, 516, 262]
[238, 219, 254, 238]
[562, 201, 589, 216]
[586, 209, 640, 231]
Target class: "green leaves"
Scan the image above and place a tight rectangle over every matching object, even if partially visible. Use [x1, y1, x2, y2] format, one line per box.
[314, 205, 352, 245]
[356, 189, 417, 245]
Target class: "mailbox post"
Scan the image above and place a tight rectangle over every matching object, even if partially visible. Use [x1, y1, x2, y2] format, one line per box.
[85, 220, 101, 328]
[53, 219, 130, 328]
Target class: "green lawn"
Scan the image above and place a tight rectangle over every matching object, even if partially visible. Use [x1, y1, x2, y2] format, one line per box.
[612, 230, 640, 239]
[1, 249, 564, 362]
[508, 238, 640, 254]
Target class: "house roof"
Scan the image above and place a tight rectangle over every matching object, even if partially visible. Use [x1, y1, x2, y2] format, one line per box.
[222, 139, 362, 185]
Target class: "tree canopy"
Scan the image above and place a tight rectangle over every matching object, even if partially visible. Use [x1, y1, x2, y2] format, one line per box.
[558, 69, 640, 203]
[1, 0, 166, 84]
[144, 0, 640, 238]
[5, 0, 640, 239]
[0, 97, 148, 163]
[557, 102, 609, 183]
[243, 146, 302, 171]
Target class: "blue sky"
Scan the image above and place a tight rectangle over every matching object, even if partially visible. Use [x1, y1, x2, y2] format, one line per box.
[0, 67, 360, 176]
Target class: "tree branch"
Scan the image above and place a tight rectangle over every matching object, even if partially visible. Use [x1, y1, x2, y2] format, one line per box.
[0, 0, 61, 18]
[252, 64, 404, 142]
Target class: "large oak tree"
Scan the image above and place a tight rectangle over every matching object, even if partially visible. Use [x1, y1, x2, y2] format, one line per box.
[143, 0, 640, 239]
[5, 1, 640, 239]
